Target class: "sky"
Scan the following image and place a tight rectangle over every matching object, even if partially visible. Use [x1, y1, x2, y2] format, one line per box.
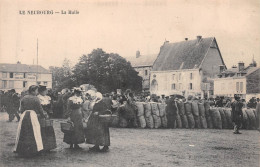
[0, 0, 259, 69]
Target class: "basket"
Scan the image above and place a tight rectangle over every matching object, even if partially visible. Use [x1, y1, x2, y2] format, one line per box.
[60, 122, 74, 133]
[39, 119, 53, 127]
[99, 114, 117, 124]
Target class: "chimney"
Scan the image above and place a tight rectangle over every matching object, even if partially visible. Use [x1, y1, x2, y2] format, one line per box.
[197, 35, 202, 42]
[238, 61, 244, 72]
[136, 50, 140, 58]
[185, 38, 188, 41]
[219, 65, 225, 73]
[232, 65, 237, 68]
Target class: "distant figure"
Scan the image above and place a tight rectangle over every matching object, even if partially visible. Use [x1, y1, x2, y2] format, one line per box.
[7, 89, 20, 122]
[166, 95, 177, 128]
[231, 95, 243, 134]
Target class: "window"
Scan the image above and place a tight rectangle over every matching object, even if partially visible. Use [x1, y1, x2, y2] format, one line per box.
[240, 82, 243, 92]
[190, 73, 193, 80]
[9, 81, 14, 88]
[172, 74, 175, 80]
[44, 82, 48, 86]
[171, 83, 176, 90]
[2, 81, 7, 88]
[24, 73, 26, 78]
[179, 73, 182, 80]
[2, 72, 7, 78]
[23, 81, 27, 88]
[189, 83, 193, 90]
[145, 70, 148, 76]
[10, 73, 13, 78]
[236, 82, 239, 92]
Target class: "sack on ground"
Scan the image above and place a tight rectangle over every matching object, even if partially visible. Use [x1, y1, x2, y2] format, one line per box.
[145, 115, 154, 128]
[180, 114, 189, 128]
[184, 102, 192, 115]
[136, 102, 145, 117]
[187, 114, 195, 129]
[223, 108, 233, 129]
[177, 101, 185, 116]
[200, 116, 207, 129]
[191, 101, 199, 117]
[151, 102, 160, 116]
[153, 115, 161, 129]
[176, 114, 182, 128]
[246, 109, 257, 129]
[161, 115, 168, 128]
[206, 115, 213, 129]
[144, 103, 152, 117]
[204, 101, 211, 117]
[210, 108, 222, 129]
[242, 109, 249, 129]
[138, 116, 146, 128]
[218, 108, 227, 129]
[198, 102, 206, 117]
[158, 103, 167, 117]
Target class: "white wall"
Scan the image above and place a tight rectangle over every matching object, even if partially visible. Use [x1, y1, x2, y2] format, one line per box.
[150, 69, 202, 96]
[214, 77, 246, 97]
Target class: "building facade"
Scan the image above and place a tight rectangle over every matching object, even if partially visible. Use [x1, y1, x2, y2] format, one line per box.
[0, 62, 52, 93]
[214, 61, 260, 101]
[150, 36, 225, 98]
[130, 51, 158, 92]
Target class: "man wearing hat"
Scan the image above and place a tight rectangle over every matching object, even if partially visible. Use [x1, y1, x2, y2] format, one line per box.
[231, 94, 243, 134]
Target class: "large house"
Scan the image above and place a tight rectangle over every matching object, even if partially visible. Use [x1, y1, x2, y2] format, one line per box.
[130, 51, 158, 92]
[150, 36, 225, 99]
[0, 62, 52, 93]
[214, 60, 260, 101]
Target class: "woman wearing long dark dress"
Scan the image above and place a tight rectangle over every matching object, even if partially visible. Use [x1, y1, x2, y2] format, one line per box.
[14, 85, 48, 157]
[85, 92, 111, 152]
[37, 85, 57, 151]
[63, 88, 85, 149]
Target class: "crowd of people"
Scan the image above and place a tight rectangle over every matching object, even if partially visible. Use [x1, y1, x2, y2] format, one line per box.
[0, 86, 259, 157]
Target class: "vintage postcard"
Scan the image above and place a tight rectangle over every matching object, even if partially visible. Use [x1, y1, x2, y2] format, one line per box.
[0, 0, 259, 166]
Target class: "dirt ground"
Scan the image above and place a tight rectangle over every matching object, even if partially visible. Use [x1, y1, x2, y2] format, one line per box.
[0, 112, 259, 167]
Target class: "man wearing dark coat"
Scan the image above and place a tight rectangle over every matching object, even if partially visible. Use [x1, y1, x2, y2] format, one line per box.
[166, 95, 177, 128]
[231, 95, 243, 134]
[7, 89, 20, 122]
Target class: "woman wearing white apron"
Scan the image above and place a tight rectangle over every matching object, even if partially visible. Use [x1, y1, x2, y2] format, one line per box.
[14, 85, 48, 157]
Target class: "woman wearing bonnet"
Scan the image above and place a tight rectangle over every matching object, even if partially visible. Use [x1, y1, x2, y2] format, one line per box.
[63, 87, 85, 149]
[85, 92, 111, 152]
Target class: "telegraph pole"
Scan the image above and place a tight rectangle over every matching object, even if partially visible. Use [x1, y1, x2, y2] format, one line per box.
[36, 38, 39, 83]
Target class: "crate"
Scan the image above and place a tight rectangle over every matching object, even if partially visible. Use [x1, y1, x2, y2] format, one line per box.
[39, 119, 53, 127]
[60, 122, 74, 133]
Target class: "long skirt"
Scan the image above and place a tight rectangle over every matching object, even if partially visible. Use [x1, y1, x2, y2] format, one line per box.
[41, 126, 57, 151]
[85, 115, 110, 146]
[14, 110, 43, 156]
[63, 108, 85, 144]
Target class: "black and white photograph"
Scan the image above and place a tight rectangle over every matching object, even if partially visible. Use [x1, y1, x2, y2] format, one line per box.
[0, 0, 259, 166]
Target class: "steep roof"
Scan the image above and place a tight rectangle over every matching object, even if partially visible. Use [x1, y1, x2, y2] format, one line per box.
[130, 54, 158, 67]
[0, 63, 51, 73]
[152, 37, 215, 71]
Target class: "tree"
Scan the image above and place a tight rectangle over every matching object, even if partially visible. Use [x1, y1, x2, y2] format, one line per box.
[49, 58, 75, 91]
[73, 48, 142, 93]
